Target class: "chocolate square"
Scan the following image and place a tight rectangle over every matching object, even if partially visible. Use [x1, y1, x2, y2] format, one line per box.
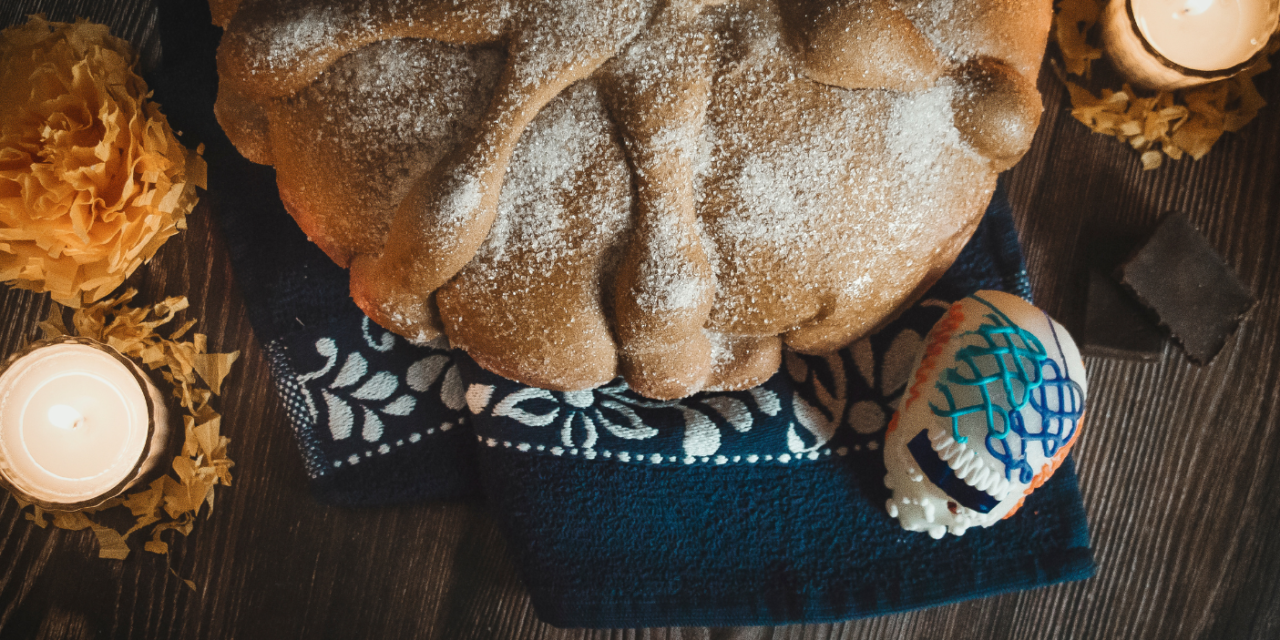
[1083, 268, 1166, 361]
[1118, 212, 1256, 365]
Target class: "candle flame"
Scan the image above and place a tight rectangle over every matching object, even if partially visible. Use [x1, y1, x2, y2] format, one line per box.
[48, 404, 84, 430]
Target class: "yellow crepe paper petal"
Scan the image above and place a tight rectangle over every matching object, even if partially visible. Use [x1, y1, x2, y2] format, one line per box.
[50, 510, 92, 531]
[1055, 0, 1104, 77]
[37, 304, 69, 339]
[92, 526, 131, 560]
[191, 351, 240, 395]
[25, 506, 49, 528]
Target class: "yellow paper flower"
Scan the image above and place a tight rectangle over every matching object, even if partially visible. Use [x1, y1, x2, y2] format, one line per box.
[0, 16, 205, 306]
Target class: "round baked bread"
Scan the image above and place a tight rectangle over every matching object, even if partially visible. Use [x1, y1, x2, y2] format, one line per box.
[210, 0, 1050, 399]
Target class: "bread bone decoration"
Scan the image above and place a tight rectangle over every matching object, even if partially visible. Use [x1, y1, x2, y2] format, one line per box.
[883, 291, 1087, 537]
[210, 0, 1051, 399]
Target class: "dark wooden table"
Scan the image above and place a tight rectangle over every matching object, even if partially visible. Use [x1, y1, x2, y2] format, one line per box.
[2, 2, 1278, 638]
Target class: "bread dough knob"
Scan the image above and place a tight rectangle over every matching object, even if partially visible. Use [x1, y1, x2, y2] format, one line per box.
[788, 0, 944, 92]
[951, 58, 1042, 171]
[213, 85, 273, 166]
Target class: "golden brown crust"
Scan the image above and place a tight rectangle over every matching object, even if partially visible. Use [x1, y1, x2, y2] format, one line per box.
[217, 0, 506, 99]
[785, 0, 945, 91]
[208, 0, 242, 27]
[705, 333, 782, 392]
[599, 3, 720, 399]
[951, 57, 1043, 172]
[212, 84, 272, 166]
[895, 0, 1052, 79]
[211, 0, 1053, 398]
[435, 83, 631, 391]
[346, 1, 655, 356]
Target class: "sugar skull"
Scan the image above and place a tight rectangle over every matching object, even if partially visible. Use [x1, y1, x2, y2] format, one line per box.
[883, 290, 1086, 538]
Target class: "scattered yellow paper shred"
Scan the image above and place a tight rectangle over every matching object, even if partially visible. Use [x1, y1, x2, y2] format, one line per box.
[91, 526, 132, 560]
[9, 293, 238, 578]
[1054, 0, 1104, 77]
[191, 352, 240, 395]
[37, 305, 70, 340]
[1054, 0, 1274, 169]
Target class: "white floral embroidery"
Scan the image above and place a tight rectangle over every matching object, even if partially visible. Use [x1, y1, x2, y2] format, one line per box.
[750, 386, 782, 416]
[295, 318, 456, 443]
[493, 383, 664, 449]
[363, 316, 396, 352]
[847, 400, 888, 435]
[470, 311, 938, 464]
[682, 407, 720, 456]
[300, 346, 416, 442]
[494, 388, 560, 426]
[851, 339, 874, 388]
[880, 328, 923, 395]
[486, 379, 783, 457]
[785, 352, 846, 453]
[295, 337, 338, 419]
[466, 383, 495, 414]
[407, 352, 465, 411]
[701, 397, 751, 431]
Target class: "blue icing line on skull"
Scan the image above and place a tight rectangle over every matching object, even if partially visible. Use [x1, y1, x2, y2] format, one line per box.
[929, 294, 1085, 484]
[927, 295, 1049, 444]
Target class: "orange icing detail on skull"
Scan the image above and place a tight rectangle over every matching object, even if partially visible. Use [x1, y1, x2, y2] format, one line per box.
[1002, 410, 1086, 519]
[891, 303, 967, 434]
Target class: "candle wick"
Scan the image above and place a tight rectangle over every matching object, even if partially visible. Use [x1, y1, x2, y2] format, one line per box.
[1180, 0, 1215, 17]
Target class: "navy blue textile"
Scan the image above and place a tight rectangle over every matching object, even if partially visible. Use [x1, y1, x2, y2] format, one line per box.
[152, 0, 1092, 626]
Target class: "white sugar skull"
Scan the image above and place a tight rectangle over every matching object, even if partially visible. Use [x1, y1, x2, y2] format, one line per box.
[883, 290, 1087, 538]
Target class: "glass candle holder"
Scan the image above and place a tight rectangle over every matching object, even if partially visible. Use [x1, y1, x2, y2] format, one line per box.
[1101, 0, 1279, 90]
[0, 336, 172, 511]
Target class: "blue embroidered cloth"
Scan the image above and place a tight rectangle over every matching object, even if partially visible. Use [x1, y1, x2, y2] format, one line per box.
[152, 0, 1093, 627]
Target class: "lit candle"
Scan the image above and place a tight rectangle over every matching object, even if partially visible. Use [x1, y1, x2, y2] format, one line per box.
[0, 337, 171, 510]
[1101, 0, 1279, 89]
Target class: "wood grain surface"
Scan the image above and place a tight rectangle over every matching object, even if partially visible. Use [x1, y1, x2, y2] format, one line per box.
[1, 1, 1278, 638]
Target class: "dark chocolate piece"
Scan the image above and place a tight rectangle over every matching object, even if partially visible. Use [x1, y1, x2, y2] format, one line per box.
[1083, 268, 1166, 361]
[1118, 212, 1256, 365]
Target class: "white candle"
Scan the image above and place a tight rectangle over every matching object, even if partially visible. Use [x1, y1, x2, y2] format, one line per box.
[1101, 0, 1279, 89]
[0, 337, 171, 510]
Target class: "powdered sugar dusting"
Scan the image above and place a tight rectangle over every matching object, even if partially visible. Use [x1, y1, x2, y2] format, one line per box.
[439, 172, 484, 229]
[478, 82, 629, 266]
[270, 38, 501, 254]
[885, 79, 962, 180]
[691, 1, 985, 338]
[511, 1, 651, 88]
[443, 81, 633, 365]
[233, 0, 505, 78]
[706, 328, 734, 367]
[242, 4, 346, 74]
[899, 0, 960, 61]
[633, 216, 709, 313]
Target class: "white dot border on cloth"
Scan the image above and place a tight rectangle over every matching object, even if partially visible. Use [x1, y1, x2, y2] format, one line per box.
[475, 434, 851, 466]
[330, 420, 461, 468]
